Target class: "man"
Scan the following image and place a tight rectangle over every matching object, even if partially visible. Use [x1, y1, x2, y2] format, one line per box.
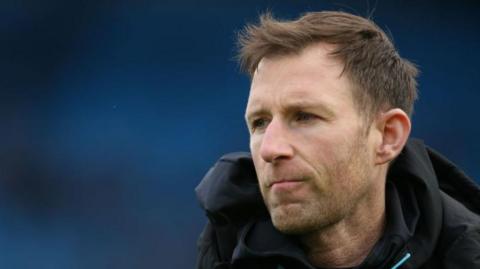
[196, 11, 480, 269]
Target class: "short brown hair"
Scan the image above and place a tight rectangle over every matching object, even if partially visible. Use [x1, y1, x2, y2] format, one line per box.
[237, 11, 418, 119]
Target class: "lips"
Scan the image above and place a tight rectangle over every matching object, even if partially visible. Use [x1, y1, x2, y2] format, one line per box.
[268, 179, 301, 187]
[269, 179, 304, 193]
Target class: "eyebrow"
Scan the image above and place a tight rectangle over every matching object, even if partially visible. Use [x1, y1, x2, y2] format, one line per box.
[245, 99, 336, 123]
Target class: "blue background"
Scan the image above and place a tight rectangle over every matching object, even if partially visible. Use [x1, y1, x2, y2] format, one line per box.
[0, 0, 478, 268]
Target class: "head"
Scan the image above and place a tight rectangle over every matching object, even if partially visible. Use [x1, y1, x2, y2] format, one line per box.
[240, 11, 417, 234]
[239, 11, 418, 122]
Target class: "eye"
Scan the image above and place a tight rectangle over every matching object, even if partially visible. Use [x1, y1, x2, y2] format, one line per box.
[294, 111, 316, 122]
[250, 118, 270, 131]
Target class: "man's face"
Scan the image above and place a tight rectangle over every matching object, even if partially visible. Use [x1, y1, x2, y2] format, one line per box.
[245, 43, 380, 234]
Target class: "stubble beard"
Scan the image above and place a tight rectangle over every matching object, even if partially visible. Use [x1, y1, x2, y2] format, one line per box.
[264, 135, 373, 235]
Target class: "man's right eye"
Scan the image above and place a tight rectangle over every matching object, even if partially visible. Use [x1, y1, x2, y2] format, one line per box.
[251, 118, 269, 131]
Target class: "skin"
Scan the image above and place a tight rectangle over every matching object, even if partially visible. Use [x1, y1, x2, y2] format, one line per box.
[245, 43, 411, 268]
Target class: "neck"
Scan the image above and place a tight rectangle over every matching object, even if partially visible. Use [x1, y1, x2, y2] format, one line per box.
[300, 181, 386, 268]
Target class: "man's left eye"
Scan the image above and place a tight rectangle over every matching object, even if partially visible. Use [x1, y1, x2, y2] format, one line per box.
[295, 112, 316, 122]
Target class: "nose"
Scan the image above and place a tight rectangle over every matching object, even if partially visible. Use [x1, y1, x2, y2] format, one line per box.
[259, 119, 294, 163]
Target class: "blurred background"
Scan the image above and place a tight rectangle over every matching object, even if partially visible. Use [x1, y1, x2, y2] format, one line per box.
[0, 0, 479, 268]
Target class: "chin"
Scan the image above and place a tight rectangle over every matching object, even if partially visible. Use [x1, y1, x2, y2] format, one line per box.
[272, 216, 312, 235]
[270, 204, 315, 234]
[270, 202, 344, 235]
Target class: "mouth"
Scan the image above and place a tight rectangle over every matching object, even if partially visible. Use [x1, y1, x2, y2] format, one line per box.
[268, 179, 304, 188]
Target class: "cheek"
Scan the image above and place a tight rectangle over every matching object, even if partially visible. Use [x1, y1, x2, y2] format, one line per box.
[250, 136, 264, 170]
[301, 135, 347, 167]
[305, 135, 362, 183]
[250, 146, 266, 185]
[249, 135, 262, 155]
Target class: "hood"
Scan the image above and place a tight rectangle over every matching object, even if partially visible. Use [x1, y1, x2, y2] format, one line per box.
[195, 139, 480, 268]
[427, 146, 480, 214]
[195, 152, 266, 225]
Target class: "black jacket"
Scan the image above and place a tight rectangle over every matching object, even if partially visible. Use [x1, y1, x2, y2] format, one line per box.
[195, 139, 480, 268]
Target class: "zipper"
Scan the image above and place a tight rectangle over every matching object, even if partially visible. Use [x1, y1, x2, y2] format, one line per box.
[391, 252, 411, 269]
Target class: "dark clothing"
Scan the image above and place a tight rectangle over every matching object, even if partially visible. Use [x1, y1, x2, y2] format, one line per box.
[195, 139, 480, 268]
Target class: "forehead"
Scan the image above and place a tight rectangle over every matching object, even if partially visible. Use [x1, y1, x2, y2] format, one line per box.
[246, 43, 355, 113]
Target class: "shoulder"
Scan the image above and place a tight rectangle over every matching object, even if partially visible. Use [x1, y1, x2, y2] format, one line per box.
[196, 219, 245, 269]
[436, 192, 480, 268]
[443, 227, 480, 268]
[196, 221, 221, 269]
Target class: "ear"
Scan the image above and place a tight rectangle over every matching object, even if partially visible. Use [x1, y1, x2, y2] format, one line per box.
[374, 108, 411, 165]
